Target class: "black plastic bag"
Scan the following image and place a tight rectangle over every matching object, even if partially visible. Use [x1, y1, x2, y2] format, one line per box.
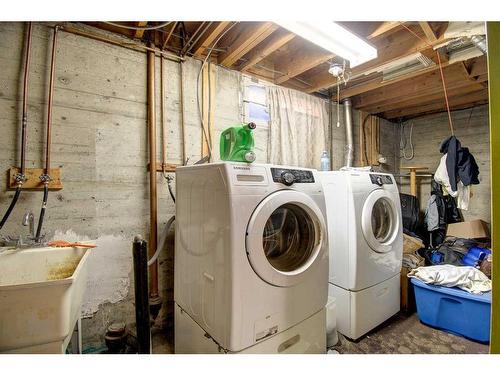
[400, 193, 419, 233]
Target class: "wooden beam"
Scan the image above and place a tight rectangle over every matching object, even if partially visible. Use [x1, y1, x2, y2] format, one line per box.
[337, 64, 443, 99]
[364, 83, 488, 114]
[334, 53, 486, 100]
[353, 63, 486, 110]
[382, 88, 489, 119]
[218, 22, 278, 67]
[134, 22, 148, 39]
[360, 75, 488, 114]
[367, 21, 402, 39]
[419, 22, 438, 42]
[274, 37, 335, 84]
[239, 29, 295, 72]
[192, 21, 231, 56]
[201, 63, 216, 159]
[162, 22, 178, 50]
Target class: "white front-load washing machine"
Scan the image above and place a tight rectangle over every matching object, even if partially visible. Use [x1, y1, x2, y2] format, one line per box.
[174, 162, 328, 353]
[320, 170, 403, 340]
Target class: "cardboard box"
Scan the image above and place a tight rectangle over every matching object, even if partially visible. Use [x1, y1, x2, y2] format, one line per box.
[446, 219, 490, 239]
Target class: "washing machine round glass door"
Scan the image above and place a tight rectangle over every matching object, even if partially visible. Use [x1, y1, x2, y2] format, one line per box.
[246, 190, 326, 287]
[361, 189, 401, 253]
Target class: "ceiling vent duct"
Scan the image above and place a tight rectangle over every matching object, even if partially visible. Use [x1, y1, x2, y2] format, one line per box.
[381, 53, 435, 82]
[446, 36, 487, 64]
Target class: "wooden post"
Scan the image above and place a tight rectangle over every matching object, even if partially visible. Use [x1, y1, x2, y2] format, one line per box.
[487, 21, 500, 354]
[401, 166, 428, 197]
[201, 62, 216, 160]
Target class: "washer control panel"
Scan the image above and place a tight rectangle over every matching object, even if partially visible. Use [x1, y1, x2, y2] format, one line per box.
[370, 173, 393, 186]
[271, 168, 315, 186]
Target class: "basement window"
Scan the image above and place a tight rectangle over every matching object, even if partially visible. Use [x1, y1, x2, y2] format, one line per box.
[243, 77, 270, 127]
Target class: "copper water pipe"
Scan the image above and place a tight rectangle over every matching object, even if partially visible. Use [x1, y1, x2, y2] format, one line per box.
[20, 22, 33, 177]
[147, 44, 159, 299]
[44, 26, 59, 175]
[160, 56, 167, 171]
[179, 61, 186, 165]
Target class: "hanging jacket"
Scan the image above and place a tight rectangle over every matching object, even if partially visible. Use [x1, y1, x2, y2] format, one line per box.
[435, 154, 471, 210]
[439, 135, 480, 191]
[425, 179, 463, 248]
[425, 179, 462, 231]
[425, 180, 446, 231]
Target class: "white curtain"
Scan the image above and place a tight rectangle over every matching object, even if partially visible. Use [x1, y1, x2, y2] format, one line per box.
[267, 86, 329, 169]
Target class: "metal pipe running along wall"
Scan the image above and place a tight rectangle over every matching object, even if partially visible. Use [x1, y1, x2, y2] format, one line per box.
[147, 44, 159, 301]
[343, 98, 354, 168]
[36, 25, 59, 241]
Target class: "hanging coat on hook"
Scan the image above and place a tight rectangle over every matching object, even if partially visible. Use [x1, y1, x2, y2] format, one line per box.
[439, 136, 480, 192]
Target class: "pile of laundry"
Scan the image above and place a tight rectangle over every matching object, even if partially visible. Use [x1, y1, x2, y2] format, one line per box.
[408, 264, 491, 294]
[407, 235, 492, 295]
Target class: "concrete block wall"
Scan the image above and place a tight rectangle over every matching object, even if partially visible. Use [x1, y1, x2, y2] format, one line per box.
[397, 105, 491, 223]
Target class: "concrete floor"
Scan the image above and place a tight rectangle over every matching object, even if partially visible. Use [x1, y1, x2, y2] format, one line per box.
[332, 312, 489, 354]
[152, 312, 489, 354]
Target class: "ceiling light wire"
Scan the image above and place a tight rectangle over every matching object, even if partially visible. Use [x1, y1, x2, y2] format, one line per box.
[399, 22, 455, 136]
[196, 22, 239, 161]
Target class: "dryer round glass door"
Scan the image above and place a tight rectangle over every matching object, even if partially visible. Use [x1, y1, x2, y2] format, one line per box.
[246, 190, 326, 287]
[361, 190, 401, 253]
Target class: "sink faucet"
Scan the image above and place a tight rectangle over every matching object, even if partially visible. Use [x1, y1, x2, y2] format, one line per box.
[22, 211, 35, 239]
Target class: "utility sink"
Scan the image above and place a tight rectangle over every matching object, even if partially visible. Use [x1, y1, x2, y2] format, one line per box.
[0, 245, 91, 353]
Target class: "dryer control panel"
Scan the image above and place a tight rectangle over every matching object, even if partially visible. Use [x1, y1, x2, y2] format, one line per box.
[370, 173, 393, 186]
[271, 168, 315, 186]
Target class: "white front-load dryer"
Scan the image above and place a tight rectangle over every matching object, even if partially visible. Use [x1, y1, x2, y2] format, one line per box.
[320, 170, 403, 340]
[175, 163, 328, 353]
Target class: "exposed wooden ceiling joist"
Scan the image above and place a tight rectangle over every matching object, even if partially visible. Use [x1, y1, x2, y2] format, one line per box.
[84, 20, 488, 121]
[218, 22, 278, 67]
[383, 88, 488, 119]
[274, 40, 335, 84]
[133, 22, 148, 39]
[239, 29, 295, 72]
[364, 81, 487, 115]
[418, 22, 438, 42]
[191, 21, 231, 57]
[337, 54, 486, 100]
[353, 63, 488, 112]
[367, 21, 402, 39]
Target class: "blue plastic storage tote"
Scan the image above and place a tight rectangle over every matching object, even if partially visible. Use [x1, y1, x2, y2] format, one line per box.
[411, 278, 491, 343]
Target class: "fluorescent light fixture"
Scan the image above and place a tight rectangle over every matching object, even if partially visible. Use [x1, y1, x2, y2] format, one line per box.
[276, 21, 377, 68]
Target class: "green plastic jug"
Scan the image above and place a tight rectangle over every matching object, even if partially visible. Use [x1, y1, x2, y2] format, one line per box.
[219, 122, 257, 163]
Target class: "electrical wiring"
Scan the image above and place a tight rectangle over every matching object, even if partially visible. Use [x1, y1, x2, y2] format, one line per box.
[399, 22, 455, 136]
[103, 21, 172, 31]
[400, 121, 415, 160]
[195, 21, 239, 161]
